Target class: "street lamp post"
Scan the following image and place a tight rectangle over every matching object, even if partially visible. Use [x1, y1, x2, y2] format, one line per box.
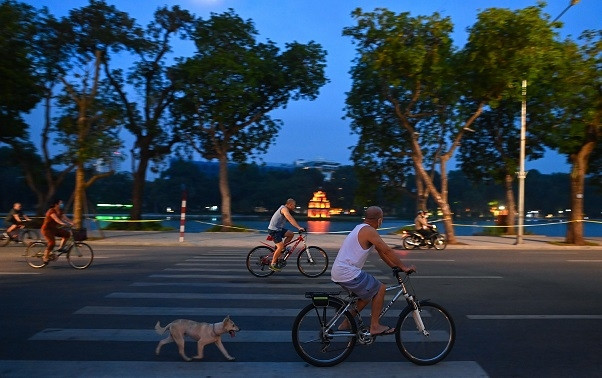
[516, 80, 527, 244]
[515, 0, 579, 244]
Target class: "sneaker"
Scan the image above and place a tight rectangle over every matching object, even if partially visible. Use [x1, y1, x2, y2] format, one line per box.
[269, 263, 281, 272]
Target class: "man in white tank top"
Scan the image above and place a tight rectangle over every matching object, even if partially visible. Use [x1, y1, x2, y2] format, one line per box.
[331, 206, 415, 336]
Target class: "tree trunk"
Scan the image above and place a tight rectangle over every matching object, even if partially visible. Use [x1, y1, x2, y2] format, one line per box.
[130, 154, 150, 220]
[72, 162, 86, 228]
[504, 173, 516, 235]
[565, 143, 593, 245]
[413, 154, 456, 243]
[218, 155, 233, 229]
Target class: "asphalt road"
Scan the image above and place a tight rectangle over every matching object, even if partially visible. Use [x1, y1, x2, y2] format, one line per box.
[0, 243, 600, 377]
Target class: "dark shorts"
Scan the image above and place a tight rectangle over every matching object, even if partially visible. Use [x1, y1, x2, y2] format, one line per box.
[268, 228, 288, 243]
[336, 271, 382, 301]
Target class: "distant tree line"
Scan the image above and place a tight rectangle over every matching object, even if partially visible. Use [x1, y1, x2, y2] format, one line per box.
[2, 154, 600, 221]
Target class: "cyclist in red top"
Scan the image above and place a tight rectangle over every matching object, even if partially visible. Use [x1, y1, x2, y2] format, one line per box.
[41, 199, 73, 263]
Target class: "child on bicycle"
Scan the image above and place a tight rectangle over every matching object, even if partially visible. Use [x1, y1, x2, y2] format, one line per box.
[41, 199, 73, 263]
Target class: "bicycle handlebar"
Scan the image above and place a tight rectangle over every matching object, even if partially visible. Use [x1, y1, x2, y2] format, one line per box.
[392, 266, 415, 277]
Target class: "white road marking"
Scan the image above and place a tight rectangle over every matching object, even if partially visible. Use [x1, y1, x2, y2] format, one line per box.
[467, 315, 602, 320]
[0, 361, 489, 378]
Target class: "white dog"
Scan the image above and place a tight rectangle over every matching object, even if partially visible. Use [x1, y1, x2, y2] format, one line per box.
[155, 316, 240, 362]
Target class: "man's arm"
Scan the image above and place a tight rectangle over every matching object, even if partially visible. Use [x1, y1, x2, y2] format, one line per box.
[282, 208, 304, 231]
[362, 227, 415, 273]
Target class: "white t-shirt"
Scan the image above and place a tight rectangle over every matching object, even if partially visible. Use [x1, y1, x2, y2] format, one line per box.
[331, 224, 375, 282]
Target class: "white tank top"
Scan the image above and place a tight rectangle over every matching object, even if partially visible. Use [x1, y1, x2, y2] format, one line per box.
[331, 224, 374, 282]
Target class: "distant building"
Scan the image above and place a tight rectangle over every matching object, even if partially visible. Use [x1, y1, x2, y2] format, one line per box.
[94, 150, 123, 173]
[294, 159, 341, 181]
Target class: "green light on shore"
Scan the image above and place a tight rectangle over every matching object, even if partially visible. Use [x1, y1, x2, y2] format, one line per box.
[96, 215, 131, 220]
[97, 203, 133, 208]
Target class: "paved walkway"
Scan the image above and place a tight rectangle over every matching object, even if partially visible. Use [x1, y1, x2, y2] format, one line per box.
[86, 230, 602, 250]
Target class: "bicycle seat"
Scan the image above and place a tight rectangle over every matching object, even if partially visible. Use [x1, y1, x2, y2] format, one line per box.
[266, 235, 273, 241]
[334, 283, 359, 298]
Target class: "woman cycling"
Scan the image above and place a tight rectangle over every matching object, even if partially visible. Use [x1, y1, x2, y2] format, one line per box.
[41, 199, 73, 263]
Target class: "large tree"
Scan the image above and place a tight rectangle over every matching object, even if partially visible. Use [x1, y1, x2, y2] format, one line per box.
[459, 101, 545, 234]
[0, 0, 42, 144]
[103, 5, 195, 220]
[529, 30, 602, 244]
[171, 9, 328, 228]
[344, 5, 558, 243]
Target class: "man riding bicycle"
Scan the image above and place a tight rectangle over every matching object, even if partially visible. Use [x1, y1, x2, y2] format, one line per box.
[267, 198, 305, 272]
[4, 202, 31, 239]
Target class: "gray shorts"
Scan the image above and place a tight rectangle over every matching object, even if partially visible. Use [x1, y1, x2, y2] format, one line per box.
[336, 270, 381, 301]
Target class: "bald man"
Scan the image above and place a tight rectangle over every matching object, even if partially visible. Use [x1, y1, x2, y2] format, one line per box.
[331, 206, 415, 336]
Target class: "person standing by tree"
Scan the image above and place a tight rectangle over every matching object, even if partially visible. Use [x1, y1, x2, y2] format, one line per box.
[41, 199, 73, 263]
[4, 203, 31, 238]
[267, 198, 305, 272]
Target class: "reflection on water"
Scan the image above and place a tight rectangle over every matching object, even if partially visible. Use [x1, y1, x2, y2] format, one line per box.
[308, 220, 330, 234]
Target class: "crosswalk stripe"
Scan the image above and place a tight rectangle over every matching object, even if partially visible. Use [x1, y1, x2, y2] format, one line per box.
[131, 281, 340, 289]
[29, 328, 451, 343]
[0, 361, 490, 378]
[106, 292, 308, 300]
[74, 306, 400, 318]
[148, 274, 391, 280]
[107, 292, 403, 301]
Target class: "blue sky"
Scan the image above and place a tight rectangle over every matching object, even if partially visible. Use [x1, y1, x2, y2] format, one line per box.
[23, 0, 601, 173]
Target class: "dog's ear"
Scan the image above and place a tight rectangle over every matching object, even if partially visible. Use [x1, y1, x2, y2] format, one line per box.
[223, 315, 230, 323]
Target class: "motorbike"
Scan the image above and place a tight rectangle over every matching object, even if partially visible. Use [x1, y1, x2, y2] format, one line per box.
[402, 224, 447, 250]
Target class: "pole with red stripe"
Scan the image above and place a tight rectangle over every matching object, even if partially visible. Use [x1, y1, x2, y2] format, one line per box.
[179, 186, 187, 243]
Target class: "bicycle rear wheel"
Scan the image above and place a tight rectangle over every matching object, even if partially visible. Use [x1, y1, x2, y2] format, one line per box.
[292, 301, 357, 367]
[395, 301, 455, 365]
[25, 241, 48, 268]
[67, 242, 94, 269]
[21, 229, 39, 245]
[0, 232, 10, 247]
[297, 246, 328, 277]
[246, 246, 275, 277]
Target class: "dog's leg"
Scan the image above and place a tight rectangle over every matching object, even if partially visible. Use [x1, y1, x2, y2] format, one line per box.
[192, 339, 209, 360]
[172, 332, 191, 361]
[214, 338, 235, 361]
[155, 335, 173, 355]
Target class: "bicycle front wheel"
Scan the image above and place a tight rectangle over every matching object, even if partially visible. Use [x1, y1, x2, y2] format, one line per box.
[25, 241, 47, 268]
[292, 301, 357, 367]
[395, 301, 455, 365]
[67, 242, 94, 269]
[246, 246, 274, 277]
[297, 246, 328, 278]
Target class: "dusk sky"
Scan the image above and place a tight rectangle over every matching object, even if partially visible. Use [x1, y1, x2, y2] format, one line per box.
[23, 0, 602, 174]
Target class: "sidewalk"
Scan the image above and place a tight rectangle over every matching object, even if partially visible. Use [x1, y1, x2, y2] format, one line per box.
[86, 230, 602, 250]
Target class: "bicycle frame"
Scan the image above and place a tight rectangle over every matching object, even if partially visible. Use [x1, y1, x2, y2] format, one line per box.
[260, 233, 310, 262]
[317, 272, 425, 339]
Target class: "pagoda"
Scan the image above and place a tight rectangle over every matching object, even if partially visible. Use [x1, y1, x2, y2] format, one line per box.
[308, 190, 331, 218]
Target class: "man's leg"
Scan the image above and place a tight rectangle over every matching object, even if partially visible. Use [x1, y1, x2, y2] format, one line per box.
[369, 284, 391, 335]
[271, 241, 284, 266]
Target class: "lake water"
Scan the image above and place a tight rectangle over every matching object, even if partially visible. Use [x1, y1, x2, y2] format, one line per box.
[96, 215, 602, 237]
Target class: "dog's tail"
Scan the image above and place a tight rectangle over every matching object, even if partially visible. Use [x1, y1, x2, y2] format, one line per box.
[155, 321, 170, 335]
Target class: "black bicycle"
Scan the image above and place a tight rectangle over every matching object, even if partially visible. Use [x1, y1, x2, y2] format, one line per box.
[292, 268, 455, 367]
[0, 220, 40, 247]
[25, 227, 93, 269]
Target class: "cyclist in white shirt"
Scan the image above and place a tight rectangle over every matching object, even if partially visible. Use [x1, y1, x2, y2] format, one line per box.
[331, 206, 415, 336]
